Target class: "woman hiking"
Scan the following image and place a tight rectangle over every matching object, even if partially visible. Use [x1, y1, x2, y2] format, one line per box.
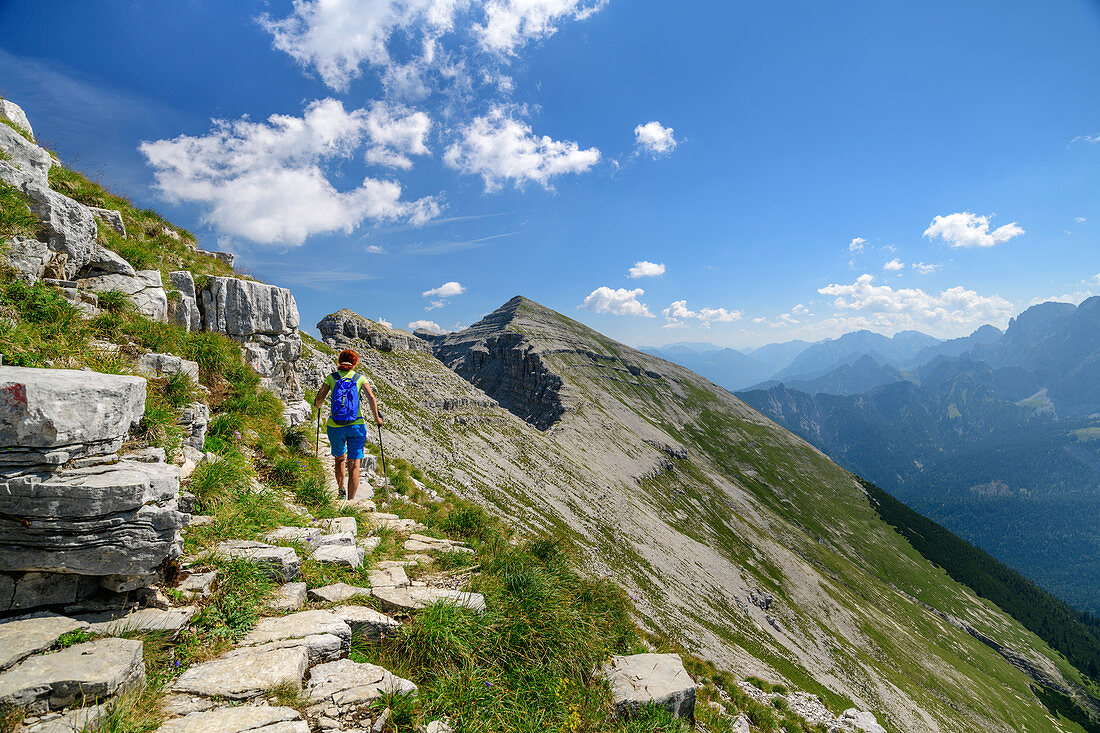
[313, 349, 383, 501]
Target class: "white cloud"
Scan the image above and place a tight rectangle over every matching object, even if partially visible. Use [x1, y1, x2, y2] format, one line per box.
[444, 106, 600, 190]
[365, 244, 387, 254]
[476, 0, 607, 54]
[259, 0, 463, 92]
[923, 212, 1024, 249]
[408, 319, 445, 333]
[139, 99, 440, 246]
[580, 287, 653, 317]
[1093, 273, 1100, 285]
[1071, 133, 1100, 144]
[628, 260, 665, 278]
[884, 258, 905, 272]
[634, 121, 677, 156]
[1075, 216, 1087, 223]
[423, 280, 466, 297]
[378, 317, 393, 328]
[791, 304, 813, 317]
[661, 300, 742, 328]
[849, 237, 866, 253]
[817, 274, 1014, 332]
[913, 262, 940, 275]
[363, 101, 432, 169]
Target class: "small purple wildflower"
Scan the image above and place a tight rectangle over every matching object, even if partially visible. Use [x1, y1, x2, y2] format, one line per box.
[173, 660, 180, 667]
[485, 681, 492, 687]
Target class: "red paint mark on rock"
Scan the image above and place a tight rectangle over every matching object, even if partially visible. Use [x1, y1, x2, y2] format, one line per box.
[1, 383, 27, 407]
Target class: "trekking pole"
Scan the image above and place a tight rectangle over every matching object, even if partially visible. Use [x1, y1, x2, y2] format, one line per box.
[315, 407, 321, 458]
[376, 413, 389, 506]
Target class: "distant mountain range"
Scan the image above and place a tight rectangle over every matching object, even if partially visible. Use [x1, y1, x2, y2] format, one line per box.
[733, 297, 1100, 614]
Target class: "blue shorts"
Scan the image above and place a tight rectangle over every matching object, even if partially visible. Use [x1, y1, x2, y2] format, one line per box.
[327, 424, 367, 460]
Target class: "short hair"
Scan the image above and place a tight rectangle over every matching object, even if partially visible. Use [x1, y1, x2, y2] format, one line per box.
[337, 349, 359, 368]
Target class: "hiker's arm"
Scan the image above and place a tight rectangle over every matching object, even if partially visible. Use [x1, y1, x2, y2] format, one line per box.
[364, 382, 383, 426]
[313, 384, 330, 408]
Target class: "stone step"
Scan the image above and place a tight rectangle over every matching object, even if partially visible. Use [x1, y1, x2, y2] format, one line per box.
[75, 606, 196, 636]
[0, 638, 145, 713]
[305, 659, 416, 727]
[312, 545, 365, 569]
[158, 705, 309, 733]
[171, 644, 308, 700]
[215, 541, 300, 582]
[270, 582, 307, 612]
[372, 587, 486, 614]
[307, 583, 372, 604]
[313, 517, 357, 536]
[264, 526, 324, 544]
[0, 612, 88, 672]
[368, 566, 409, 589]
[19, 702, 106, 733]
[330, 606, 400, 641]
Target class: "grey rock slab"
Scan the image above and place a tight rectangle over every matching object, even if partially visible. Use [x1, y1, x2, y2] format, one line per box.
[5, 237, 52, 281]
[241, 610, 351, 648]
[0, 612, 88, 671]
[187, 515, 214, 527]
[360, 536, 382, 553]
[372, 587, 485, 614]
[87, 207, 126, 237]
[137, 353, 199, 381]
[837, 709, 887, 733]
[265, 526, 323, 544]
[158, 705, 310, 733]
[0, 572, 98, 613]
[315, 532, 355, 547]
[0, 98, 35, 140]
[200, 277, 299, 337]
[403, 539, 473, 554]
[368, 566, 408, 589]
[0, 366, 145, 456]
[22, 703, 106, 733]
[0, 122, 50, 186]
[376, 560, 419, 569]
[312, 544, 365, 569]
[305, 659, 417, 714]
[215, 541, 300, 582]
[424, 722, 454, 733]
[330, 606, 400, 639]
[0, 459, 185, 576]
[167, 271, 202, 332]
[307, 583, 372, 604]
[172, 644, 309, 700]
[0, 637, 145, 712]
[159, 694, 218, 717]
[600, 653, 696, 720]
[256, 633, 347, 667]
[77, 606, 197, 636]
[314, 517, 357, 535]
[270, 582, 307, 612]
[79, 270, 166, 322]
[177, 571, 216, 599]
[84, 244, 136, 278]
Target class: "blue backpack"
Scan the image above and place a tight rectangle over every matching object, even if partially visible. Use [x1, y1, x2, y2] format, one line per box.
[330, 371, 360, 423]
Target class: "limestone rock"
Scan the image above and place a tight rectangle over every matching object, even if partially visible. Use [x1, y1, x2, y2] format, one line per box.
[0, 637, 145, 712]
[0, 612, 88, 671]
[196, 249, 235, 268]
[265, 526, 324, 544]
[87, 207, 126, 237]
[157, 705, 310, 733]
[79, 270, 167, 322]
[308, 583, 373, 604]
[21, 702, 107, 733]
[270, 582, 307, 612]
[177, 571, 216, 600]
[0, 459, 185, 577]
[0, 121, 50, 185]
[0, 366, 145, 465]
[305, 659, 417, 716]
[318, 310, 431, 354]
[215, 541, 300, 582]
[0, 98, 35, 140]
[424, 722, 454, 733]
[5, 237, 52, 281]
[837, 709, 887, 733]
[312, 544, 365, 569]
[76, 606, 196, 636]
[731, 713, 751, 733]
[315, 532, 356, 547]
[241, 610, 351, 649]
[172, 644, 309, 700]
[330, 605, 400, 639]
[600, 653, 695, 719]
[315, 517, 357, 535]
[137, 353, 199, 381]
[0, 572, 98, 612]
[368, 566, 409, 589]
[167, 271, 202, 332]
[372, 587, 485, 614]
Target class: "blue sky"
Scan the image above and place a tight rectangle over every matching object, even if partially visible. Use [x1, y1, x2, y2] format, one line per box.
[2, 0, 1099, 348]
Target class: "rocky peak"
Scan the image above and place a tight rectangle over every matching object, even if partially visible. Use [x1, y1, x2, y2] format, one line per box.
[317, 309, 431, 354]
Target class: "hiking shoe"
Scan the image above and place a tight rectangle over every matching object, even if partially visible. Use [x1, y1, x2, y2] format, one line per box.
[337, 488, 347, 500]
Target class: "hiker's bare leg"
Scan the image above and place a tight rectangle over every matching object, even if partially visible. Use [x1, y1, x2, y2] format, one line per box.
[347, 458, 361, 500]
[334, 455, 346, 492]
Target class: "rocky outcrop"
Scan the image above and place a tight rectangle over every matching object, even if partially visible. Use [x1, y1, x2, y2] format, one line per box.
[88, 207, 126, 237]
[600, 653, 696, 720]
[432, 297, 566, 430]
[167, 270, 202, 331]
[0, 99, 34, 140]
[79, 270, 167, 321]
[318, 309, 431, 354]
[199, 276, 308, 425]
[0, 367, 187, 609]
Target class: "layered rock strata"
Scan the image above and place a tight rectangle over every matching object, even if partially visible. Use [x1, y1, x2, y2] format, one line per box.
[318, 309, 431, 354]
[0, 366, 187, 609]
